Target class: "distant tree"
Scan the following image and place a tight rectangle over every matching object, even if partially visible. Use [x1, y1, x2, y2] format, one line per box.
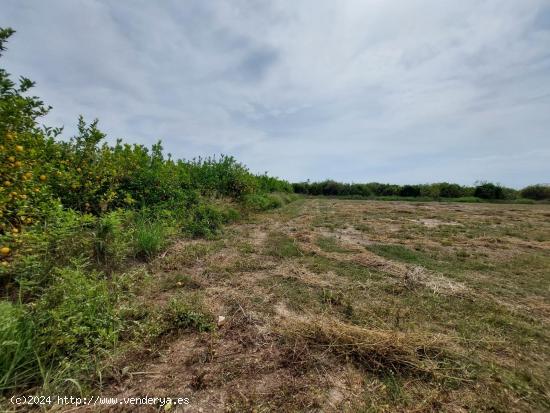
[437, 182, 464, 198]
[521, 185, 550, 200]
[474, 183, 504, 200]
[399, 185, 421, 197]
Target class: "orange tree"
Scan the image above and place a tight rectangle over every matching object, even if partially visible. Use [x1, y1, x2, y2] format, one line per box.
[0, 28, 60, 266]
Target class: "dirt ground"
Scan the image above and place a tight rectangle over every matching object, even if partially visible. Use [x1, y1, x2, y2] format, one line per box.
[83, 198, 550, 412]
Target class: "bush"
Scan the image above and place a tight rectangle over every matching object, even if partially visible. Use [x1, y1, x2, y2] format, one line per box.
[291, 180, 530, 202]
[437, 182, 465, 198]
[242, 193, 283, 211]
[256, 174, 293, 193]
[521, 185, 550, 200]
[399, 185, 421, 197]
[34, 264, 119, 367]
[474, 183, 505, 200]
[183, 203, 229, 238]
[1, 207, 96, 294]
[94, 210, 132, 269]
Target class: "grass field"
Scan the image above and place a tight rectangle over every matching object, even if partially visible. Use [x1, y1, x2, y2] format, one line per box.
[92, 198, 549, 412]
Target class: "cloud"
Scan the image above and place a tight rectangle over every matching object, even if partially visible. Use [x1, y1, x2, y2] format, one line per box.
[1, 0, 549, 187]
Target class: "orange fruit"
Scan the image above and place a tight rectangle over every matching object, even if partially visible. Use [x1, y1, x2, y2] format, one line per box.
[0, 247, 10, 256]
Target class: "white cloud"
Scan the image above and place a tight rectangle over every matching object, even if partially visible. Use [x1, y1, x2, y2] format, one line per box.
[1, 0, 549, 187]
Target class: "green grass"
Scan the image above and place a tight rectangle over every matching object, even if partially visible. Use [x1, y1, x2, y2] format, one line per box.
[305, 254, 386, 282]
[0, 301, 39, 392]
[367, 244, 423, 264]
[261, 276, 316, 312]
[265, 232, 303, 258]
[134, 217, 170, 260]
[316, 236, 353, 253]
[164, 295, 215, 333]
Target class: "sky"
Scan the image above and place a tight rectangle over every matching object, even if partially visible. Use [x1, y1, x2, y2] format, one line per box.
[2, 0, 550, 187]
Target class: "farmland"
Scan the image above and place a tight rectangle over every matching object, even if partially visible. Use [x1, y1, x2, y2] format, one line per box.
[2, 25, 550, 412]
[93, 198, 550, 412]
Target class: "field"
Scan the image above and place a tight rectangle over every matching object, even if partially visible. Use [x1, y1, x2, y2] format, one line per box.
[2, 25, 550, 413]
[93, 198, 550, 412]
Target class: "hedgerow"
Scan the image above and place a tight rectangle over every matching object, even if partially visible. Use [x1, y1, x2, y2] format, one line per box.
[292, 180, 535, 202]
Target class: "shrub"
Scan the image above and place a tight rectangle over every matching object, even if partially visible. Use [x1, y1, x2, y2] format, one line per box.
[349, 183, 371, 197]
[94, 210, 132, 269]
[292, 182, 310, 194]
[474, 183, 505, 200]
[437, 182, 465, 198]
[186, 155, 258, 198]
[367, 183, 400, 196]
[521, 185, 550, 200]
[256, 174, 293, 193]
[33, 264, 119, 371]
[1, 207, 96, 295]
[184, 203, 228, 238]
[399, 185, 421, 197]
[242, 193, 283, 211]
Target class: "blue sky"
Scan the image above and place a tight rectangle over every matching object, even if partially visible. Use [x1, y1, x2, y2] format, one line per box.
[2, 0, 550, 187]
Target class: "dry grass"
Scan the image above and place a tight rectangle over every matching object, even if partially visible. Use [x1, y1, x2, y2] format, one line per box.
[279, 314, 462, 379]
[92, 198, 550, 412]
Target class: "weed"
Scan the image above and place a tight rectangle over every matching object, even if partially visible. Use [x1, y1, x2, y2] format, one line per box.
[316, 235, 353, 253]
[133, 216, 169, 260]
[0, 301, 39, 391]
[164, 296, 215, 333]
[265, 232, 303, 258]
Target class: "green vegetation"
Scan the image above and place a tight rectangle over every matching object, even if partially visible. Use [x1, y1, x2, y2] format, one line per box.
[0, 27, 292, 397]
[293, 180, 550, 202]
[265, 231, 303, 258]
[521, 184, 550, 200]
[2, 26, 549, 412]
[0, 301, 36, 391]
[315, 235, 353, 253]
